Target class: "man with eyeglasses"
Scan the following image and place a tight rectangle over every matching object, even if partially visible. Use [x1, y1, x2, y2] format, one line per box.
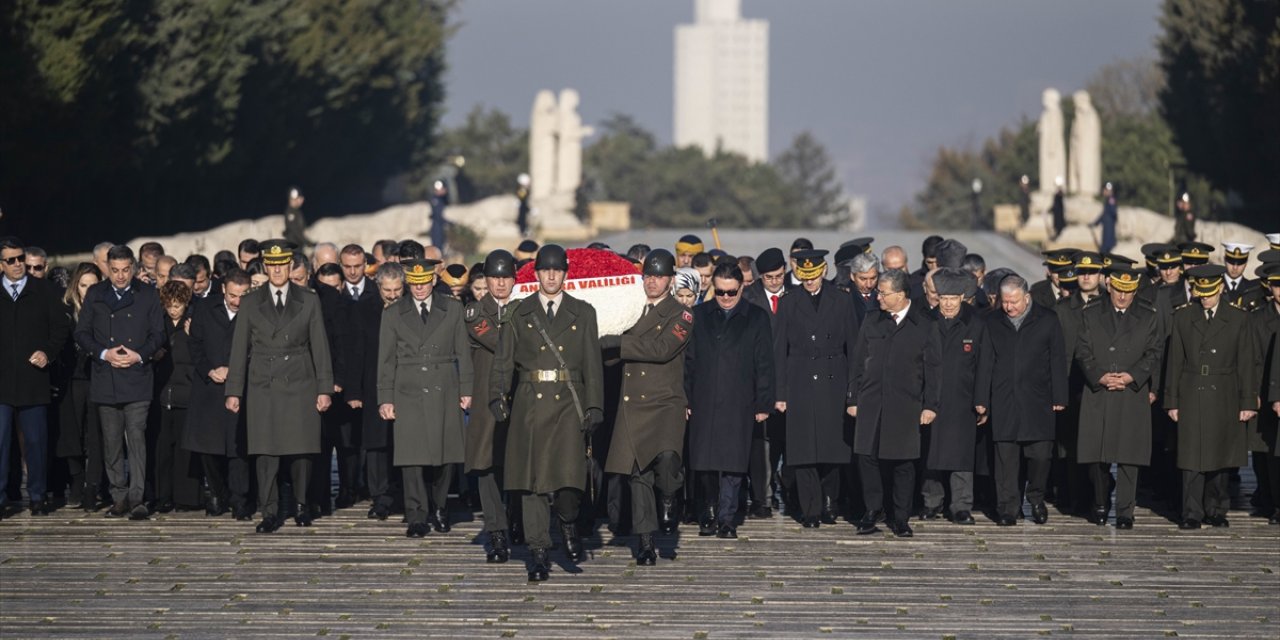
[23, 246, 47, 279]
[686, 262, 774, 539]
[1, 237, 72, 518]
[773, 249, 859, 528]
[599, 249, 693, 563]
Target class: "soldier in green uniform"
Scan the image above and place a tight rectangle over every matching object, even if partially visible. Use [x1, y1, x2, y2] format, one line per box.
[1030, 248, 1077, 310]
[225, 240, 334, 533]
[489, 244, 604, 582]
[1075, 266, 1163, 528]
[1172, 192, 1196, 245]
[1163, 265, 1258, 529]
[1053, 251, 1105, 514]
[599, 249, 693, 566]
[377, 259, 472, 538]
[1222, 242, 1264, 312]
[1249, 262, 1280, 523]
[464, 250, 519, 562]
[282, 187, 312, 249]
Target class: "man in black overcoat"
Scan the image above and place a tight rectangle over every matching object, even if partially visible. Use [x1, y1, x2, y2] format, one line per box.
[921, 269, 988, 526]
[976, 273, 1068, 526]
[685, 262, 774, 538]
[774, 250, 859, 528]
[740, 247, 788, 517]
[183, 270, 254, 519]
[848, 269, 939, 538]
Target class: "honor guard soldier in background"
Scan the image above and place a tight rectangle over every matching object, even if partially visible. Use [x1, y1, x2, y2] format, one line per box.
[1075, 265, 1163, 528]
[773, 249, 860, 528]
[1173, 192, 1197, 244]
[599, 248, 693, 565]
[464, 250, 519, 562]
[282, 187, 312, 249]
[1164, 265, 1257, 529]
[225, 240, 334, 533]
[377, 258, 472, 538]
[489, 244, 604, 583]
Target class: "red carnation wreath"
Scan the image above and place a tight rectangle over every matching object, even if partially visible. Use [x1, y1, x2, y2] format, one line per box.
[513, 248, 645, 336]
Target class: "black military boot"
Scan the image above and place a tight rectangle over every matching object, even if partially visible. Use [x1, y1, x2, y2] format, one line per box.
[636, 533, 657, 566]
[487, 530, 511, 563]
[698, 505, 717, 537]
[559, 518, 584, 562]
[659, 494, 678, 534]
[528, 548, 550, 582]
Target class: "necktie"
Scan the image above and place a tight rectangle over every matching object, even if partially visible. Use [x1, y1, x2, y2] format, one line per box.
[116, 288, 127, 300]
[350, 286, 359, 300]
[643, 303, 654, 317]
[9, 283, 16, 301]
[420, 301, 429, 323]
[275, 290, 284, 312]
[1205, 308, 1214, 322]
[770, 294, 778, 313]
[546, 300, 556, 323]
[892, 312, 900, 325]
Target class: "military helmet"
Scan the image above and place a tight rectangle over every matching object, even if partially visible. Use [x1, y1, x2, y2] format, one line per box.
[642, 249, 677, 277]
[483, 250, 517, 278]
[534, 244, 569, 271]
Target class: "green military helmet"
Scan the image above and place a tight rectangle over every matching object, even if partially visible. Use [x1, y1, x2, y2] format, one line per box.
[643, 249, 677, 277]
[534, 244, 569, 271]
[483, 249, 517, 278]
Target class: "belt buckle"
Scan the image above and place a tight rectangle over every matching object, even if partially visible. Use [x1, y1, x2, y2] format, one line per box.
[536, 370, 556, 382]
[1200, 365, 1209, 376]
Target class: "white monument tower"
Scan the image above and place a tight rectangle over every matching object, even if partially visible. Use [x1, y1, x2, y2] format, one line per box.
[674, 0, 768, 163]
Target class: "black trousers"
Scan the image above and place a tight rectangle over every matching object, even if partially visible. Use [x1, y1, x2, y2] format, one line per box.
[61, 378, 104, 502]
[792, 463, 841, 519]
[858, 455, 915, 524]
[747, 420, 771, 507]
[697, 470, 744, 526]
[1088, 463, 1140, 519]
[365, 447, 397, 508]
[202, 453, 251, 511]
[154, 407, 200, 507]
[256, 455, 311, 518]
[630, 451, 683, 535]
[1181, 468, 1229, 521]
[1252, 453, 1275, 513]
[402, 465, 451, 525]
[521, 489, 581, 550]
[993, 440, 1053, 520]
[473, 468, 508, 532]
[313, 418, 361, 510]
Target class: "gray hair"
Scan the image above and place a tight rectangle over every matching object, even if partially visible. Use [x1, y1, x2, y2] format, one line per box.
[25, 246, 47, 259]
[999, 273, 1029, 295]
[849, 252, 880, 274]
[375, 261, 405, 283]
[169, 263, 197, 281]
[93, 242, 114, 258]
[878, 268, 909, 294]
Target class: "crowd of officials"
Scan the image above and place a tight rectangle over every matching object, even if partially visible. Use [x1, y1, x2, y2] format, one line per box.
[2, 220, 1279, 582]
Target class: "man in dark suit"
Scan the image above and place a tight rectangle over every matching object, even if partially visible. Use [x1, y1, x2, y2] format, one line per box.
[976, 273, 1068, 526]
[74, 244, 166, 520]
[846, 251, 880, 326]
[346, 262, 404, 522]
[225, 240, 334, 533]
[848, 268, 939, 538]
[184, 269, 253, 519]
[774, 250, 860, 528]
[1, 237, 72, 517]
[685, 262, 774, 538]
[740, 247, 788, 517]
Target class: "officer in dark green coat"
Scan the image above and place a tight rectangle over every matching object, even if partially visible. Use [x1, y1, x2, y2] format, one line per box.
[1163, 265, 1258, 529]
[377, 258, 473, 538]
[599, 249, 693, 565]
[1075, 266, 1163, 528]
[1249, 262, 1280, 523]
[225, 240, 334, 533]
[1053, 251, 1105, 515]
[464, 250, 519, 562]
[489, 244, 604, 582]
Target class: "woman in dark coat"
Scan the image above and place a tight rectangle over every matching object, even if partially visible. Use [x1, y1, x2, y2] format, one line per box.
[152, 281, 201, 511]
[55, 263, 103, 510]
[684, 264, 775, 534]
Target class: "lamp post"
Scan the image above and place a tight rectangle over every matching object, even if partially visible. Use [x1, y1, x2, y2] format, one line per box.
[970, 178, 983, 230]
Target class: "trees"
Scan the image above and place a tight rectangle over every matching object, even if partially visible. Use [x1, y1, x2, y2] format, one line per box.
[433, 105, 529, 202]
[914, 121, 1037, 229]
[0, 0, 453, 251]
[774, 132, 852, 230]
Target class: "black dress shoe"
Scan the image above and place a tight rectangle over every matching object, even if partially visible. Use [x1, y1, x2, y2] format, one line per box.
[802, 517, 821, 529]
[559, 519, 584, 562]
[29, 500, 49, 516]
[918, 506, 943, 521]
[155, 500, 175, 514]
[698, 506, 718, 536]
[256, 516, 281, 533]
[636, 533, 657, 566]
[368, 503, 390, 520]
[716, 524, 738, 539]
[129, 503, 150, 521]
[233, 506, 254, 521]
[205, 496, 226, 517]
[406, 522, 429, 538]
[487, 530, 511, 563]
[820, 496, 839, 525]
[659, 495, 679, 534]
[892, 521, 914, 538]
[106, 501, 130, 518]
[1090, 507, 1108, 525]
[294, 508, 313, 527]
[855, 511, 881, 535]
[335, 494, 356, 510]
[1205, 515, 1229, 528]
[509, 521, 526, 546]
[430, 508, 451, 533]
[997, 516, 1017, 526]
[1115, 517, 1134, 530]
[748, 505, 773, 519]
[1269, 509, 1280, 525]
[1031, 503, 1049, 525]
[952, 511, 976, 525]
[528, 548, 550, 582]
[1178, 519, 1201, 530]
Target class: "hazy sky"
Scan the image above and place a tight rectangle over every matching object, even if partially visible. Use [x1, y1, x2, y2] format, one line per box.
[442, 0, 1163, 219]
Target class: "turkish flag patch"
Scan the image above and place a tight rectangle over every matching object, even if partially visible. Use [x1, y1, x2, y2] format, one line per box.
[474, 319, 491, 337]
[963, 344, 972, 353]
[682, 310, 693, 323]
[671, 324, 689, 342]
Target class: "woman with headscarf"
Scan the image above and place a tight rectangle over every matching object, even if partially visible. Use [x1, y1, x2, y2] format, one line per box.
[673, 268, 701, 308]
